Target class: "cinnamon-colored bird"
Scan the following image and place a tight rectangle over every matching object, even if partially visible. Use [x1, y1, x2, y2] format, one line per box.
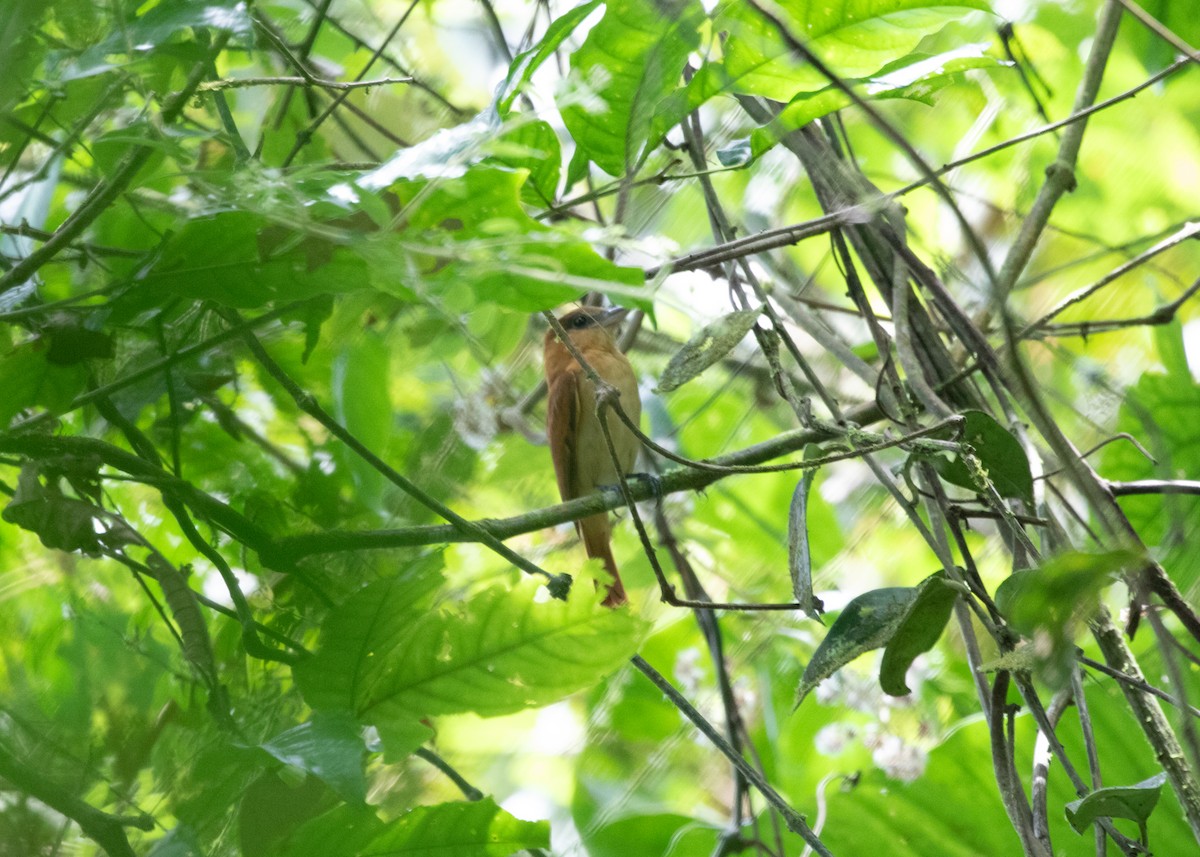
[544, 306, 641, 607]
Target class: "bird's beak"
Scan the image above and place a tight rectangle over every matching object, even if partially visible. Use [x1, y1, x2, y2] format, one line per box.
[597, 307, 630, 329]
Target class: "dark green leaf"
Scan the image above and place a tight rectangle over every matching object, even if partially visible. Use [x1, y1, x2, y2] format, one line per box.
[934, 410, 1033, 503]
[879, 572, 958, 696]
[1065, 774, 1167, 835]
[260, 711, 366, 805]
[796, 586, 918, 706]
[332, 331, 391, 512]
[136, 212, 371, 308]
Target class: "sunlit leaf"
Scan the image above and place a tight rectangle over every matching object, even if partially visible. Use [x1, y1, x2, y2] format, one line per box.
[562, 0, 705, 176]
[879, 572, 958, 696]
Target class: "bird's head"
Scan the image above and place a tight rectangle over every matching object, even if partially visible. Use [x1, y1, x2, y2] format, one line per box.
[544, 306, 630, 352]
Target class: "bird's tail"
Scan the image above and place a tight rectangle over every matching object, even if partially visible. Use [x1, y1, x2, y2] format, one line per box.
[578, 514, 627, 607]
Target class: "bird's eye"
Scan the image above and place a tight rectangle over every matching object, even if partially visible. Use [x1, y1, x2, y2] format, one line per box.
[571, 316, 590, 328]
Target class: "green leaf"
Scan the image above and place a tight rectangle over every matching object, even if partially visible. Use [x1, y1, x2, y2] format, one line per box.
[934, 410, 1033, 503]
[879, 572, 958, 696]
[562, 0, 705, 177]
[332, 331, 391, 512]
[787, 444, 826, 620]
[1065, 774, 1167, 836]
[314, 578, 644, 723]
[260, 711, 366, 806]
[270, 805, 385, 857]
[0, 341, 87, 428]
[796, 586, 918, 706]
[717, 0, 992, 102]
[751, 50, 1006, 156]
[373, 719, 434, 764]
[135, 212, 371, 308]
[497, 0, 603, 113]
[485, 119, 562, 207]
[655, 310, 761, 393]
[294, 557, 445, 714]
[272, 799, 548, 857]
[995, 550, 1141, 687]
[362, 798, 549, 856]
[364, 166, 643, 311]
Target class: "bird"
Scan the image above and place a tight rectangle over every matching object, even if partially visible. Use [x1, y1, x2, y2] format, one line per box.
[543, 306, 642, 607]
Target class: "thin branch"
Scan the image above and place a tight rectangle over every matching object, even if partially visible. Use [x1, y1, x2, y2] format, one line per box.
[195, 75, 412, 93]
[632, 655, 833, 856]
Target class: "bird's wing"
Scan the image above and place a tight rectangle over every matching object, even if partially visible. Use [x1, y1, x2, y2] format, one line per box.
[546, 368, 581, 501]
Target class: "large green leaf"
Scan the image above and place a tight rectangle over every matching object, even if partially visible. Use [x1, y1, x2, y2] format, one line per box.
[717, 0, 992, 101]
[301, 576, 644, 725]
[293, 557, 445, 714]
[260, 711, 366, 806]
[134, 211, 372, 308]
[273, 799, 549, 857]
[994, 550, 1140, 687]
[751, 49, 1006, 156]
[934, 410, 1034, 503]
[561, 0, 705, 177]
[1065, 774, 1166, 837]
[365, 166, 644, 310]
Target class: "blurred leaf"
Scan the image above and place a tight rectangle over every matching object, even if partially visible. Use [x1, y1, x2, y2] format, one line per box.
[562, 0, 705, 176]
[486, 119, 562, 206]
[294, 557, 445, 713]
[934, 410, 1033, 503]
[751, 50, 1006, 156]
[373, 719, 434, 764]
[655, 310, 760, 393]
[796, 586, 917, 706]
[497, 0, 603, 113]
[995, 550, 1141, 687]
[332, 331, 391, 512]
[716, 0, 992, 101]
[272, 799, 547, 857]
[879, 572, 957, 696]
[366, 166, 643, 311]
[260, 711, 366, 805]
[0, 342, 87, 428]
[302, 577, 644, 725]
[361, 798, 549, 856]
[1065, 773, 1166, 835]
[135, 212, 372, 308]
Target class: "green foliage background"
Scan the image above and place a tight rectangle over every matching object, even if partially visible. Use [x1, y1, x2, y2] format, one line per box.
[1, 1, 1198, 855]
